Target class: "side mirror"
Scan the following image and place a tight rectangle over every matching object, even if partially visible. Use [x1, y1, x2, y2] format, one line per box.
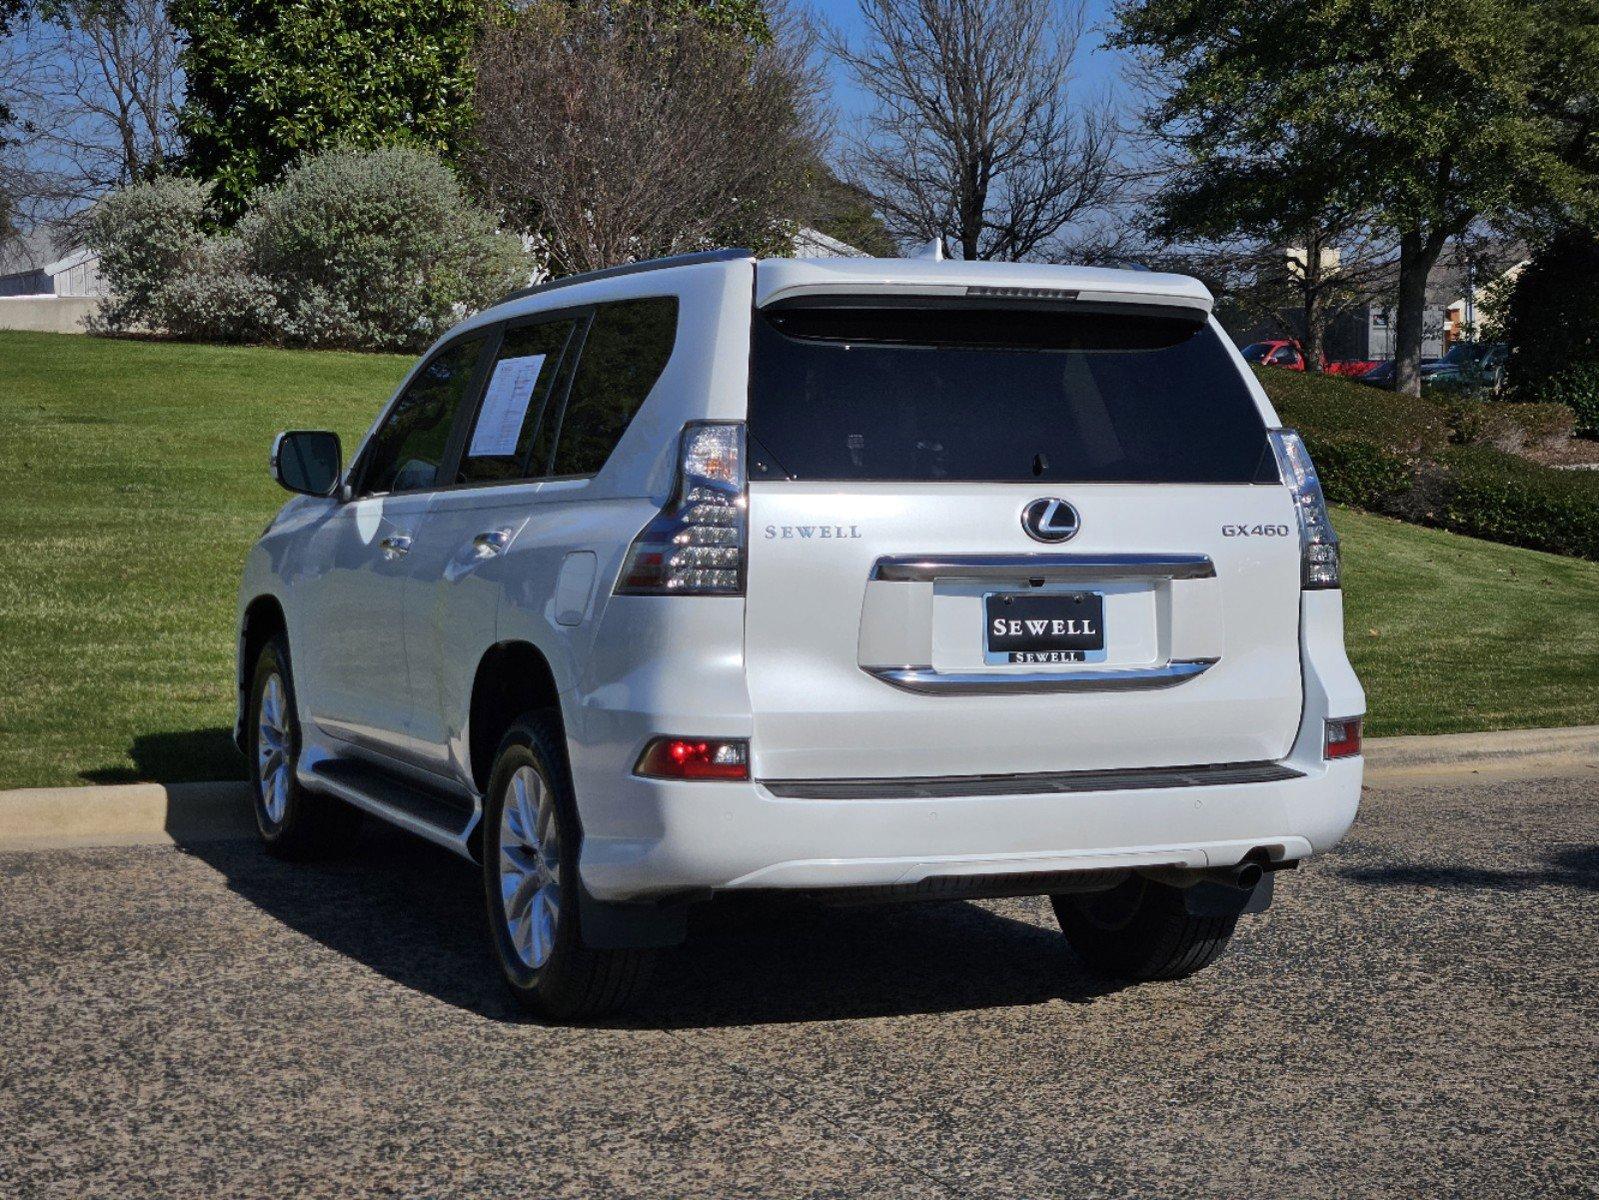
[271, 430, 342, 496]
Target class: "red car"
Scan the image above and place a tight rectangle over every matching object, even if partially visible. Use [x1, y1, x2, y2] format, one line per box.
[1240, 339, 1307, 370]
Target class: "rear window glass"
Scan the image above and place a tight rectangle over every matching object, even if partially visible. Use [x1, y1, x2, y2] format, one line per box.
[749, 305, 1272, 483]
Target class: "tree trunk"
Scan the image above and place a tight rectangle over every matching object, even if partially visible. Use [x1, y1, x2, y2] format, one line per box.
[1393, 229, 1446, 396]
[1304, 286, 1326, 373]
[1301, 232, 1325, 373]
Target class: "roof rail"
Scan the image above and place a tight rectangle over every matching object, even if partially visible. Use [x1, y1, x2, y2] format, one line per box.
[497, 247, 753, 306]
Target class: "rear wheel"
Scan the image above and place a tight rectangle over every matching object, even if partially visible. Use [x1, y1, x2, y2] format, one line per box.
[246, 636, 361, 859]
[1052, 875, 1236, 981]
[482, 714, 653, 1020]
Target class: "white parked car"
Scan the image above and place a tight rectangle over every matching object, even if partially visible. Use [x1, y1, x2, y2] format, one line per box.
[238, 250, 1364, 1018]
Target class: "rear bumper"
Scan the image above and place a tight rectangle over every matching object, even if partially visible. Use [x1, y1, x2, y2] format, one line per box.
[571, 588, 1364, 901]
[577, 754, 1361, 900]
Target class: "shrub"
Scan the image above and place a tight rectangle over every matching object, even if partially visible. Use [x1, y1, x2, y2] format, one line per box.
[1298, 433, 1421, 510]
[84, 176, 209, 335]
[1259, 367, 1450, 456]
[239, 145, 530, 351]
[1259, 366, 1439, 508]
[85, 147, 531, 352]
[1532, 363, 1599, 438]
[1443, 398, 1575, 452]
[1433, 446, 1599, 560]
[152, 237, 280, 344]
[1256, 365, 1599, 562]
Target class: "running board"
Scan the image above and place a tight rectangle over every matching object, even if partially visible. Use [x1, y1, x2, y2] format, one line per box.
[302, 759, 478, 859]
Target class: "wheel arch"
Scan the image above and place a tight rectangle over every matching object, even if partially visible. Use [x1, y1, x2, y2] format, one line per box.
[466, 639, 566, 798]
[237, 594, 289, 752]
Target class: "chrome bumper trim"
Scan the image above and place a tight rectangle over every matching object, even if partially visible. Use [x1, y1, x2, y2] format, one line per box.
[864, 657, 1217, 695]
[870, 552, 1216, 583]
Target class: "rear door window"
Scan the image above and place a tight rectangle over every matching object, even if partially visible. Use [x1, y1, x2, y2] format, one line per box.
[749, 304, 1273, 484]
[361, 335, 490, 495]
[456, 317, 579, 485]
[546, 297, 678, 477]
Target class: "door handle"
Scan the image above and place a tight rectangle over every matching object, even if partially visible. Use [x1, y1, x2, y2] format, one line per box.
[379, 533, 413, 559]
[471, 528, 513, 557]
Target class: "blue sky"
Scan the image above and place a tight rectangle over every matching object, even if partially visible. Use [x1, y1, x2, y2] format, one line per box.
[801, 0, 1131, 126]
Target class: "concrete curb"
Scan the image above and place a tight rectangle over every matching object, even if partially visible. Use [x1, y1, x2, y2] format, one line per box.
[1363, 725, 1599, 767]
[0, 781, 253, 851]
[2, 726, 1595, 851]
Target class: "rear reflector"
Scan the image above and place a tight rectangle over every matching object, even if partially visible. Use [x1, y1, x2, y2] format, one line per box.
[1324, 717, 1363, 759]
[635, 737, 750, 780]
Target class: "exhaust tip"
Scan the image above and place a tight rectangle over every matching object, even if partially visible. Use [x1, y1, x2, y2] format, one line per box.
[1235, 862, 1264, 890]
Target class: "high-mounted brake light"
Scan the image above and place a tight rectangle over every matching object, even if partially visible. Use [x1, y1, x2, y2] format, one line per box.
[1268, 428, 1341, 589]
[635, 737, 750, 780]
[615, 422, 746, 595]
[1324, 717, 1363, 760]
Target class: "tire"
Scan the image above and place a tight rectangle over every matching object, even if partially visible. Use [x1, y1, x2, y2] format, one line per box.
[1052, 875, 1237, 981]
[246, 635, 362, 859]
[482, 713, 653, 1021]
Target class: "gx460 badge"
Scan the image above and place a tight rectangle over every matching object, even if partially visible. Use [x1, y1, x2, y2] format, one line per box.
[1222, 523, 1293, 537]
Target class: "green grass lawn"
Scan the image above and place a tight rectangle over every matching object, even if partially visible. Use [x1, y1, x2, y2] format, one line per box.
[1, 330, 1596, 788]
[0, 331, 410, 789]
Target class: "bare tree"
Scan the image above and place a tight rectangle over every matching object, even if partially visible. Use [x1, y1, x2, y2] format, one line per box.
[6, 0, 179, 226]
[469, 3, 824, 277]
[827, 0, 1119, 261]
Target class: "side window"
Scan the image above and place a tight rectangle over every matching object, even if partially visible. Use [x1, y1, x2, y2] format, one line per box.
[457, 318, 577, 485]
[361, 336, 488, 495]
[549, 297, 679, 477]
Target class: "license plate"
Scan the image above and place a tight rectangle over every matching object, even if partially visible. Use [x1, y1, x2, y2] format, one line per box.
[984, 591, 1106, 664]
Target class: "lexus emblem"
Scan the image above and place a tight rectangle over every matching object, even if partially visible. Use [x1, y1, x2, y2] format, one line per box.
[1021, 497, 1080, 543]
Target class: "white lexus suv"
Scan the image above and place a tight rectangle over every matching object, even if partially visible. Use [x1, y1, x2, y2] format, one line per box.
[238, 249, 1364, 1018]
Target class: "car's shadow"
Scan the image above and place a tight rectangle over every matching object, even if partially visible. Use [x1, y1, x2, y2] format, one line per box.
[1335, 844, 1598, 893]
[177, 821, 1128, 1028]
[82, 726, 245, 785]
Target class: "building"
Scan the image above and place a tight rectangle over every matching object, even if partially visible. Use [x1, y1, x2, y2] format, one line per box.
[1231, 238, 1526, 362]
[0, 228, 104, 333]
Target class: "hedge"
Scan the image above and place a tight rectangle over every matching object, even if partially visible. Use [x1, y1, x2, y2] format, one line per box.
[1432, 447, 1599, 561]
[1262, 367, 1450, 456]
[1256, 367, 1599, 562]
[1299, 433, 1421, 511]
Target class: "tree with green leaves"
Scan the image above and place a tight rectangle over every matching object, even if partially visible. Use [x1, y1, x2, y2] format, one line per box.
[1114, 0, 1599, 395]
[1136, 117, 1386, 371]
[171, 0, 482, 220]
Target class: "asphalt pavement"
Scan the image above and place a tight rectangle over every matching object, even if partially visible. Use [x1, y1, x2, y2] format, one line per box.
[1, 770, 1594, 1198]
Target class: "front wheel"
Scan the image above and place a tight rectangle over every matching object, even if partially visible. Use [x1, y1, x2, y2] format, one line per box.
[482, 715, 653, 1020]
[1052, 875, 1237, 981]
[246, 635, 361, 859]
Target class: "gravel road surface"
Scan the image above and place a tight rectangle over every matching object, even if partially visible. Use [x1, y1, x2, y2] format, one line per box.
[1, 772, 1594, 1198]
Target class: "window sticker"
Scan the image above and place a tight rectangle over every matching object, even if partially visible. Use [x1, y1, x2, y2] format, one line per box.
[468, 354, 547, 458]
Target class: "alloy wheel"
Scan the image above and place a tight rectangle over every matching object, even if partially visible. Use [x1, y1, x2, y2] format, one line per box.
[498, 764, 562, 970]
[256, 673, 292, 823]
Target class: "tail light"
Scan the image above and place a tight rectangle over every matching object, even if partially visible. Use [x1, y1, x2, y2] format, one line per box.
[615, 422, 746, 595]
[1268, 428, 1340, 589]
[635, 737, 750, 780]
[1324, 716, 1363, 759]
